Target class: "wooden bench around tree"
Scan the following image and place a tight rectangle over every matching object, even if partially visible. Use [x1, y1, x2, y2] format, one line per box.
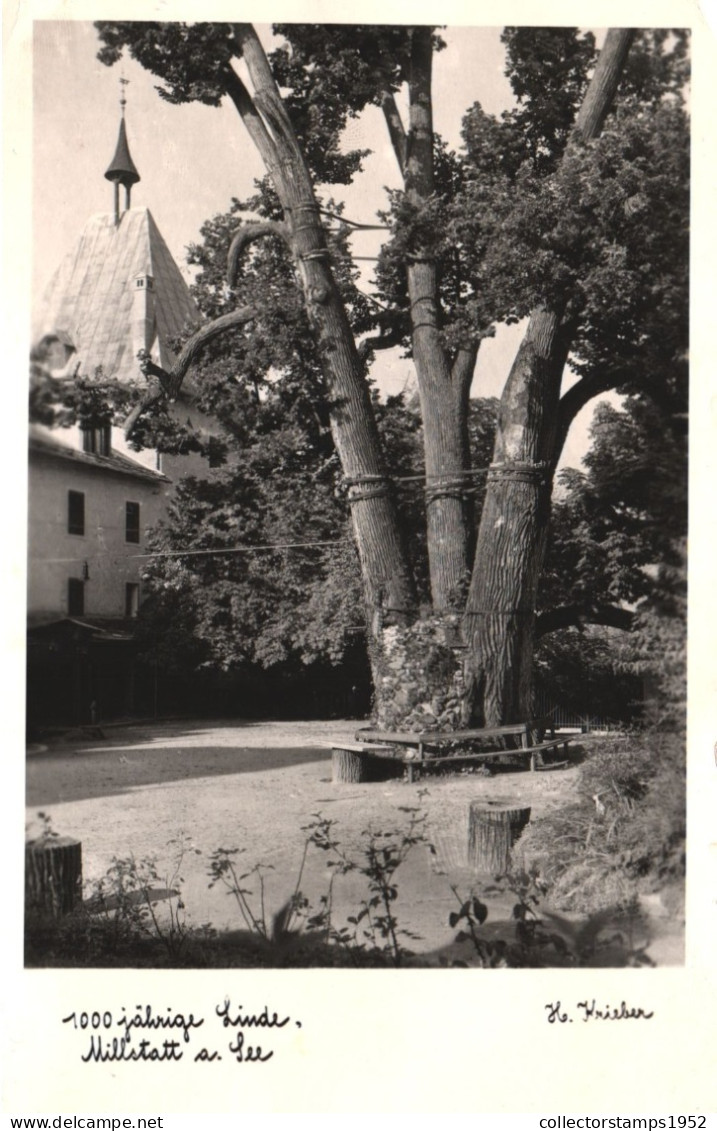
[349, 720, 579, 783]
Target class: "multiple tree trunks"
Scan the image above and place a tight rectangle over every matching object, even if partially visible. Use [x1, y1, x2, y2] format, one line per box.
[468, 802, 531, 874]
[108, 24, 638, 734]
[25, 836, 82, 917]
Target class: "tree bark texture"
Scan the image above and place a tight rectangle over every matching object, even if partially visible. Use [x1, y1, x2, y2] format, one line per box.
[230, 26, 416, 640]
[332, 747, 371, 782]
[464, 310, 567, 724]
[286, 197, 416, 633]
[573, 29, 635, 139]
[25, 836, 82, 917]
[468, 802, 531, 874]
[403, 28, 471, 609]
[463, 30, 634, 726]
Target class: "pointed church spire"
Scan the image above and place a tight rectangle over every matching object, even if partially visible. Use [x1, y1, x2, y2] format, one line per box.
[104, 77, 140, 223]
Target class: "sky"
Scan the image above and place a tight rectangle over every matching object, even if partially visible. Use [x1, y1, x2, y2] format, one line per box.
[31, 23, 516, 297]
[31, 20, 611, 469]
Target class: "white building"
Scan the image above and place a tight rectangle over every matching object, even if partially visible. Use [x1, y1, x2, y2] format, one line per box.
[28, 106, 215, 725]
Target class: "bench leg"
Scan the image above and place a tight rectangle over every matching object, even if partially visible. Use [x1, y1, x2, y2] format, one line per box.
[407, 762, 414, 784]
[521, 731, 532, 772]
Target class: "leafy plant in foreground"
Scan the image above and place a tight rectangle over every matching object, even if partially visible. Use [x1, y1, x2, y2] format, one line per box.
[302, 806, 435, 964]
[206, 805, 435, 965]
[85, 835, 205, 962]
[447, 868, 572, 967]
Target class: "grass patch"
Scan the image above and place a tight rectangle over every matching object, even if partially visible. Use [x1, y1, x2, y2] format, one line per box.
[517, 729, 685, 913]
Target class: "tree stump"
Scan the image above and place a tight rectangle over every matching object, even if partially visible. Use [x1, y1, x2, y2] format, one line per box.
[332, 744, 397, 783]
[332, 746, 369, 782]
[468, 802, 531, 874]
[25, 836, 82, 917]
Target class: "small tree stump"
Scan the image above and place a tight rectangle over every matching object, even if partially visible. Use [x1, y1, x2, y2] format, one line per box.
[331, 744, 397, 783]
[332, 746, 369, 782]
[468, 802, 531, 874]
[25, 836, 82, 917]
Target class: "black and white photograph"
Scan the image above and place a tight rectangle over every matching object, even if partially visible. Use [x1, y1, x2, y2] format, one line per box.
[5, 0, 716, 1117]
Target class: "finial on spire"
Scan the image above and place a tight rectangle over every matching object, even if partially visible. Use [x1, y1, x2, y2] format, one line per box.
[119, 73, 129, 116]
[105, 80, 140, 224]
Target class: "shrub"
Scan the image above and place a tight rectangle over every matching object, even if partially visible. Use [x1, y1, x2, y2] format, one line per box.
[517, 730, 685, 913]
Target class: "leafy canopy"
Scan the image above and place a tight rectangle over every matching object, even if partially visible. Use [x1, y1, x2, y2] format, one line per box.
[84, 25, 689, 704]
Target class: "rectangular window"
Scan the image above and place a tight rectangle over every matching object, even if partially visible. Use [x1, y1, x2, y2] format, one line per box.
[125, 582, 140, 618]
[125, 501, 140, 543]
[82, 425, 111, 456]
[68, 490, 85, 536]
[67, 578, 84, 616]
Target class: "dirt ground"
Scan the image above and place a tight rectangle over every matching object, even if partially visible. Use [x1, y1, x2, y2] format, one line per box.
[25, 718, 684, 965]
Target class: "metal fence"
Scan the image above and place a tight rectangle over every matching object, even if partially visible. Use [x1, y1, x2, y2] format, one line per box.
[534, 692, 619, 733]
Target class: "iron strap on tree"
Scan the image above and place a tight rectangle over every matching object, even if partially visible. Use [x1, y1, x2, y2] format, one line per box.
[486, 461, 551, 485]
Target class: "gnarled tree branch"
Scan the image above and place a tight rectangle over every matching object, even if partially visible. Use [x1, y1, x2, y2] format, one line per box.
[227, 221, 290, 286]
[357, 324, 406, 363]
[536, 603, 634, 638]
[124, 306, 257, 438]
[160, 306, 257, 379]
[123, 386, 166, 439]
[556, 370, 622, 461]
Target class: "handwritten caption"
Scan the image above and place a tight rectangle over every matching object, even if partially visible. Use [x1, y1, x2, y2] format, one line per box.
[545, 999, 655, 1023]
[62, 1000, 302, 1064]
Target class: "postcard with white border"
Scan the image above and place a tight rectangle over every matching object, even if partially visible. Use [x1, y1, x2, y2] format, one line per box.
[3, 0, 716, 1118]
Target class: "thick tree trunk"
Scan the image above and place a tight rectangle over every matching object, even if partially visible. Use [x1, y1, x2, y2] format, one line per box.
[464, 310, 567, 724]
[404, 27, 471, 610]
[232, 26, 415, 642]
[286, 196, 416, 633]
[462, 30, 634, 727]
[410, 261, 472, 609]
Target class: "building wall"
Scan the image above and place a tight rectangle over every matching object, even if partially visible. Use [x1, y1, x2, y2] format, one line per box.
[27, 449, 167, 619]
[110, 401, 221, 481]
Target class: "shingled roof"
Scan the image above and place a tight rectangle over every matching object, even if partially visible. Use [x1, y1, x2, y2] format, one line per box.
[35, 208, 200, 385]
[28, 425, 170, 484]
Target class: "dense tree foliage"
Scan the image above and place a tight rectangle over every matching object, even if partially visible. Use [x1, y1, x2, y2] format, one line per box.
[134, 218, 499, 670]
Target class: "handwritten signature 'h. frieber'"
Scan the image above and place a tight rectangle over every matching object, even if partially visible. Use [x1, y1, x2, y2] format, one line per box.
[545, 1000, 655, 1023]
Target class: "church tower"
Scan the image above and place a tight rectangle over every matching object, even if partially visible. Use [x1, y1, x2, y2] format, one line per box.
[34, 80, 201, 407]
[27, 68, 223, 726]
[104, 78, 140, 224]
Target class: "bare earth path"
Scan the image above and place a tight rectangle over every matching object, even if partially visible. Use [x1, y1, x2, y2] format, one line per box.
[26, 718, 683, 965]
